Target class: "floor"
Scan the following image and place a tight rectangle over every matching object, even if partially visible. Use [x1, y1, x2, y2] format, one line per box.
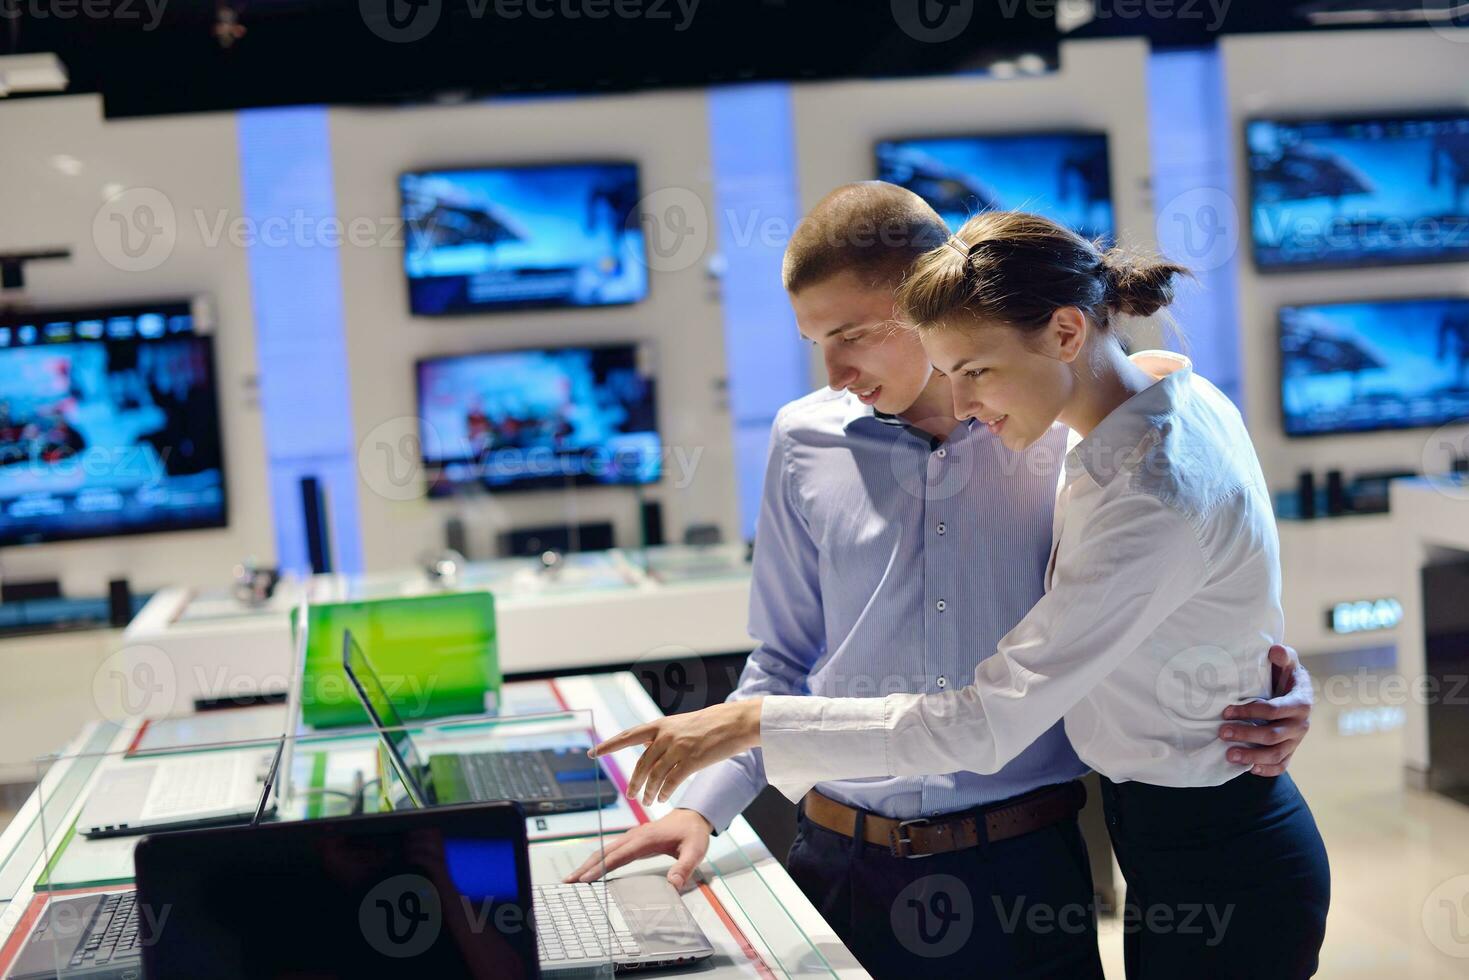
[1096, 657, 1469, 979]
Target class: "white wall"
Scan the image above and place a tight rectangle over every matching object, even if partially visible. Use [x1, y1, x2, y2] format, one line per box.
[329, 91, 739, 571]
[1221, 29, 1469, 655]
[1221, 28, 1469, 488]
[0, 95, 274, 596]
[788, 37, 1162, 377]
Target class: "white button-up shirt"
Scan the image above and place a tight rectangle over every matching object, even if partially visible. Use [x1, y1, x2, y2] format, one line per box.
[761, 352, 1279, 797]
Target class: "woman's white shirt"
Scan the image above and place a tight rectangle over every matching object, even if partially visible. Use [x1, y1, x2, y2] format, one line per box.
[760, 351, 1280, 799]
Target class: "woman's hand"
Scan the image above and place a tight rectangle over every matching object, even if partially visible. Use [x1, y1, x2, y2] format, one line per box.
[590, 699, 765, 806]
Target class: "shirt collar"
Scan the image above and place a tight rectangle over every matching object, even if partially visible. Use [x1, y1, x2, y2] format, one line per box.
[1065, 350, 1194, 487]
[841, 392, 910, 430]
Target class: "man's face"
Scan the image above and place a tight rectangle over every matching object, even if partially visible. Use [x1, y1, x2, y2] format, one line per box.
[789, 270, 934, 415]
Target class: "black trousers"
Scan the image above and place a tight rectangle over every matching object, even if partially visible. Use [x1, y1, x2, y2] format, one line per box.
[1100, 772, 1330, 980]
[786, 803, 1105, 980]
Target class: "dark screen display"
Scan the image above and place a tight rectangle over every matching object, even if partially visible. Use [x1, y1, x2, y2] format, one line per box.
[134, 803, 538, 979]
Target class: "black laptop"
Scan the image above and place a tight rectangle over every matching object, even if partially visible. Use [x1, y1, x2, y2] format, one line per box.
[341, 630, 614, 814]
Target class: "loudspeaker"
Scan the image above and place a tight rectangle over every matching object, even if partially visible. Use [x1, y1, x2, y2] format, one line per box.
[108, 578, 133, 627]
[640, 500, 665, 547]
[445, 517, 469, 556]
[501, 521, 615, 557]
[1325, 470, 1348, 517]
[1296, 471, 1316, 519]
[300, 476, 333, 575]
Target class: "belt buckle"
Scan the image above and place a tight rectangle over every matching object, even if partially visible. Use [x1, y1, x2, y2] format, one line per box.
[891, 817, 935, 859]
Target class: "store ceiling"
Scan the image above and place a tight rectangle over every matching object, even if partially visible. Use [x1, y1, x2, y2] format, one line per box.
[2, 0, 1451, 118]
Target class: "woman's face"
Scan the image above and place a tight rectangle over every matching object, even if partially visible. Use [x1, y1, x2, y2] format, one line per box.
[920, 314, 1078, 452]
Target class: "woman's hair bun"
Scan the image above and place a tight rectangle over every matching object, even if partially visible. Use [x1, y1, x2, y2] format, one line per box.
[1100, 249, 1192, 319]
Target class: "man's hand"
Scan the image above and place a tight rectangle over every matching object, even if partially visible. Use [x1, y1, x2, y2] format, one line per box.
[563, 809, 713, 891]
[1219, 644, 1313, 777]
[591, 699, 764, 806]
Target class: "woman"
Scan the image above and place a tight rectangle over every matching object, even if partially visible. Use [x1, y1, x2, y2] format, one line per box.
[594, 210, 1330, 977]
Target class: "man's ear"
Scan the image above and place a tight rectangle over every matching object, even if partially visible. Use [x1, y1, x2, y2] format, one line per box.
[1049, 307, 1088, 364]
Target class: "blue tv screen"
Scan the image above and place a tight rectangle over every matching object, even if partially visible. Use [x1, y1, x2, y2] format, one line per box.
[1247, 113, 1469, 271]
[0, 301, 227, 546]
[401, 162, 649, 315]
[417, 343, 660, 494]
[1279, 297, 1469, 437]
[875, 132, 1114, 241]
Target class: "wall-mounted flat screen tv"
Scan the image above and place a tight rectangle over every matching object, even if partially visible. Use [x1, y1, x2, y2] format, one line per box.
[875, 131, 1115, 241]
[1246, 112, 1469, 271]
[417, 343, 659, 494]
[0, 300, 227, 546]
[401, 162, 649, 315]
[1279, 296, 1469, 437]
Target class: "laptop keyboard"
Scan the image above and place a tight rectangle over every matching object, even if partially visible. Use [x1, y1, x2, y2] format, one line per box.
[461, 752, 557, 802]
[534, 882, 641, 963]
[69, 892, 142, 969]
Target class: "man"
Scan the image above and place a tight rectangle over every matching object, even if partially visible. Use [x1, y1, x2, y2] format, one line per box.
[569, 182, 1312, 977]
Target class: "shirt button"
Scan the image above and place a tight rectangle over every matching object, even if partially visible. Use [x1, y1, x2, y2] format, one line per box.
[936, 522, 946, 535]
[936, 448, 948, 458]
[935, 599, 947, 612]
[937, 676, 948, 689]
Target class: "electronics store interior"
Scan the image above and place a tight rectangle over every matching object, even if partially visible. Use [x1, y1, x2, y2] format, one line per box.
[0, 5, 1468, 979]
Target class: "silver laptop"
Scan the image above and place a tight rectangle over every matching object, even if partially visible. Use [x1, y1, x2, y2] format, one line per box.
[77, 745, 278, 838]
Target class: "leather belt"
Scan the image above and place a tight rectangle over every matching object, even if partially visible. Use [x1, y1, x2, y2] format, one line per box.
[801, 780, 1087, 859]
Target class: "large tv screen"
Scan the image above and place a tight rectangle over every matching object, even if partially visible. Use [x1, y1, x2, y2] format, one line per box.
[417, 343, 660, 494]
[875, 131, 1114, 241]
[1246, 112, 1469, 271]
[0, 301, 227, 546]
[401, 162, 649, 315]
[1279, 297, 1469, 437]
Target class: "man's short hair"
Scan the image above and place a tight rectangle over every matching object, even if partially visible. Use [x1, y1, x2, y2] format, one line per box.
[781, 181, 950, 295]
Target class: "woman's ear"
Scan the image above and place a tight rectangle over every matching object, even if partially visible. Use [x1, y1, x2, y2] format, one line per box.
[1048, 307, 1089, 363]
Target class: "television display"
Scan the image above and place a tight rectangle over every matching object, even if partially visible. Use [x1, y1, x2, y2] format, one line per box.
[401, 162, 649, 315]
[417, 343, 659, 494]
[1246, 113, 1469, 271]
[1279, 297, 1469, 437]
[0, 301, 227, 546]
[875, 131, 1114, 240]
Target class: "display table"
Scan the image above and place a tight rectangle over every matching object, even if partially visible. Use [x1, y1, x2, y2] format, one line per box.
[122, 546, 753, 715]
[0, 671, 865, 978]
[1389, 477, 1469, 792]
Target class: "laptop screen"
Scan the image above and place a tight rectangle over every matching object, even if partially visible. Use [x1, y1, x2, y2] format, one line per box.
[343, 629, 432, 804]
[134, 802, 538, 979]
